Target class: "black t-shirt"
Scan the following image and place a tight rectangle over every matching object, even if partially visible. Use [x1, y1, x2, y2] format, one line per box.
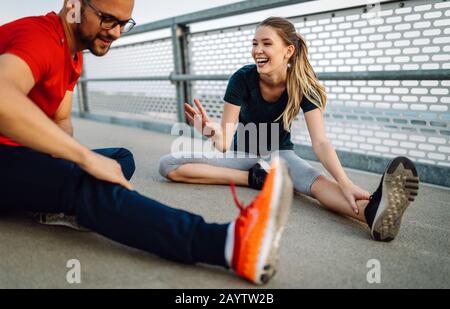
[223, 64, 318, 155]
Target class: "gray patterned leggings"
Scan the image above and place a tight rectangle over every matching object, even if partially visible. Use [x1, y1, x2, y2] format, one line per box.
[159, 150, 323, 196]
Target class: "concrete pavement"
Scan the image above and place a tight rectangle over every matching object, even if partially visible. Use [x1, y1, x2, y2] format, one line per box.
[0, 118, 449, 288]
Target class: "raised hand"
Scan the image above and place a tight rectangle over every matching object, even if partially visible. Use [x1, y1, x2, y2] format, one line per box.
[184, 99, 217, 138]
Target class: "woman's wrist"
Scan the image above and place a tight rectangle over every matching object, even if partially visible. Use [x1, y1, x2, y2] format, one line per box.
[211, 130, 229, 151]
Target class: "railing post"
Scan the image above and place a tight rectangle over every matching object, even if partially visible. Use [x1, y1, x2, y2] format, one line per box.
[184, 28, 193, 108]
[78, 63, 90, 115]
[171, 23, 189, 123]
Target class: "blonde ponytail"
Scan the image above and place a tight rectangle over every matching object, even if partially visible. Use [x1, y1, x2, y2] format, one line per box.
[259, 17, 327, 131]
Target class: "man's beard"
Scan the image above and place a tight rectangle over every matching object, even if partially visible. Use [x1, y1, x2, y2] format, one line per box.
[76, 23, 112, 57]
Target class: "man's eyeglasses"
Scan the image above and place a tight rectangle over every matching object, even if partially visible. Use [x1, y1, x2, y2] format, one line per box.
[83, 0, 136, 34]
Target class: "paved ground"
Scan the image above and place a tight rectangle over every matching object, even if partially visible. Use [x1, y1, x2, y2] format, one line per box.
[0, 118, 449, 288]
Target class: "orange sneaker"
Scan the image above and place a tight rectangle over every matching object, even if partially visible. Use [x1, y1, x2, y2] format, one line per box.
[230, 157, 293, 285]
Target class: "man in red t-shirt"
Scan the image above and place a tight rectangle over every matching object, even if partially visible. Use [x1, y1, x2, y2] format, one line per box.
[0, 1, 134, 182]
[0, 0, 293, 285]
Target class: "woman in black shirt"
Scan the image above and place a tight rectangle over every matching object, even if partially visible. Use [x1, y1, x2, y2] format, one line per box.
[159, 17, 419, 242]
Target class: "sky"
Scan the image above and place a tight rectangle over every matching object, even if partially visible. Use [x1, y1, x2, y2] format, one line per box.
[0, 0, 389, 24]
[0, 0, 240, 25]
[0, 0, 389, 43]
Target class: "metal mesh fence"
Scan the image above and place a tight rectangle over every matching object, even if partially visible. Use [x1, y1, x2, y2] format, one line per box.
[82, 38, 177, 122]
[79, 0, 450, 167]
[188, 0, 450, 166]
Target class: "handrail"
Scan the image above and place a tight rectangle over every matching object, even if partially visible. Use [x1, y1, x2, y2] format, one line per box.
[79, 70, 450, 83]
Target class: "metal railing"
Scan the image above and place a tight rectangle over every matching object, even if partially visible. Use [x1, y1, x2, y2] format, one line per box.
[75, 0, 450, 187]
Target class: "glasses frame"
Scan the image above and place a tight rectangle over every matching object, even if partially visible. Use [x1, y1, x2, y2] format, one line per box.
[83, 0, 136, 33]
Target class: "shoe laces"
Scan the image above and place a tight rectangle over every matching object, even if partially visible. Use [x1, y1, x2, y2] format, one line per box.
[230, 182, 246, 211]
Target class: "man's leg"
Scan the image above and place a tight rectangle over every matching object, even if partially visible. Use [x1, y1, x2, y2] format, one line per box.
[92, 148, 135, 181]
[0, 145, 77, 213]
[0, 144, 227, 266]
[35, 147, 136, 229]
[1, 145, 294, 284]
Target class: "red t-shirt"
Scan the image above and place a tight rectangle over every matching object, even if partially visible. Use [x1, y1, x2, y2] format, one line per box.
[0, 12, 83, 146]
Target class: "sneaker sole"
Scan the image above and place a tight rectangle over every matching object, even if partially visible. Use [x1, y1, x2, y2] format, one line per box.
[33, 213, 91, 232]
[254, 158, 293, 284]
[371, 157, 419, 242]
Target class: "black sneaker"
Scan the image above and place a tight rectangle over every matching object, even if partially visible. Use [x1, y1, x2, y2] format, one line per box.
[33, 213, 90, 232]
[248, 162, 269, 190]
[364, 156, 419, 242]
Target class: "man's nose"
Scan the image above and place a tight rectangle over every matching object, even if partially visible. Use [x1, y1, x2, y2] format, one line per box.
[107, 24, 122, 40]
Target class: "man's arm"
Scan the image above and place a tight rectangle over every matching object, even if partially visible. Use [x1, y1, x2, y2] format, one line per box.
[0, 53, 132, 190]
[54, 91, 74, 136]
[0, 54, 86, 162]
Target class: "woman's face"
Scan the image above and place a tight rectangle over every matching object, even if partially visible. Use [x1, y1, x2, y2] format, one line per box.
[251, 26, 294, 76]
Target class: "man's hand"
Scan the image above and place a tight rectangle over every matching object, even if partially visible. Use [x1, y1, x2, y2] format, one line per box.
[0, 54, 132, 190]
[78, 151, 133, 191]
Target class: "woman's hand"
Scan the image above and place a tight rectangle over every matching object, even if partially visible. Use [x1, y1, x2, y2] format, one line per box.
[184, 99, 219, 138]
[338, 180, 370, 214]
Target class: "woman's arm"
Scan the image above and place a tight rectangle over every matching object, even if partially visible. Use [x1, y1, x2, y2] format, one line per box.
[304, 109, 369, 212]
[212, 102, 240, 152]
[304, 109, 350, 183]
